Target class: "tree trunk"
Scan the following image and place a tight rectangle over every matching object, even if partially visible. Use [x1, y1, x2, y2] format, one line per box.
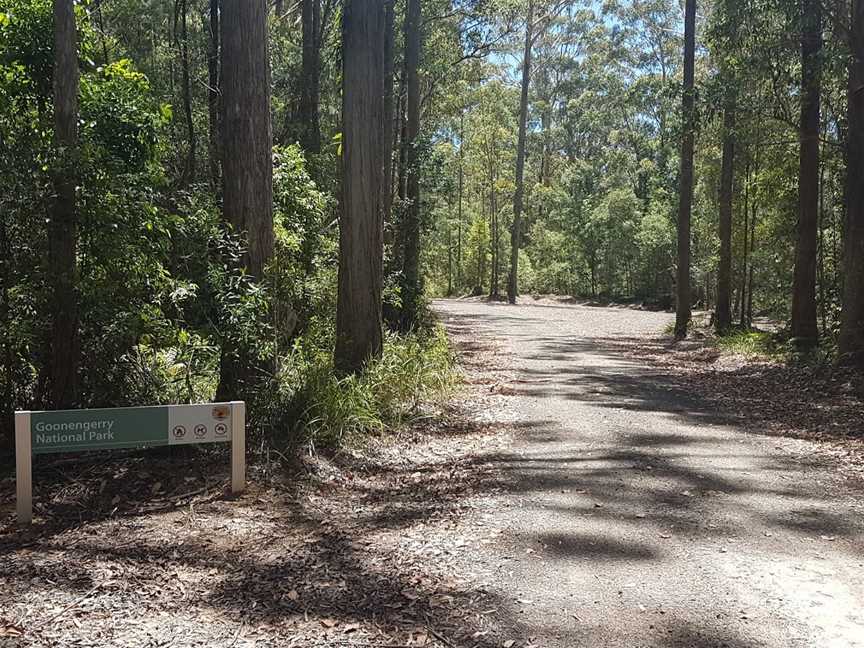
[457, 112, 465, 290]
[46, 0, 81, 408]
[839, 0, 864, 366]
[476, 217, 483, 294]
[334, 0, 386, 374]
[716, 95, 735, 331]
[96, 1, 109, 64]
[178, 0, 196, 184]
[1, 176, 13, 451]
[298, 0, 321, 154]
[381, 0, 396, 226]
[818, 158, 826, 333]
[747, 195, 756, 326]
[447, 225, 453, 296]
[208, 0, 220, 191]
[399, 0, 422, 330]
[221, 0, 272, 276]
[508, 0, 534, 305]
[217, 0, 274, 399]
[385, 81, 408, 283]
[791, 0, 821, 347]
[674, 0, 696, 338]
[740, 155, 750, 327]
[489, 151, 499, 298]
[397, 81, 408, 205]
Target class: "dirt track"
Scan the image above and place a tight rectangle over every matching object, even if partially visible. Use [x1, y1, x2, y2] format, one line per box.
[435, 298, 864, 648]
[2, 299, 863, 648]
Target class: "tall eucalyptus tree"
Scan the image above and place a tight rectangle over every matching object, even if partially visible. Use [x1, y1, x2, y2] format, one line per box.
[675, 0, 697, 338]
[46, 0, 80, 407]
[335, 0, 387, 373]
[791, 0, 822, 347]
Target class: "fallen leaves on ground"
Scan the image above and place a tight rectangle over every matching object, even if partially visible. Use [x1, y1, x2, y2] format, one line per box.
[0, 333, 524, 648]
[600, 333, 864, 473]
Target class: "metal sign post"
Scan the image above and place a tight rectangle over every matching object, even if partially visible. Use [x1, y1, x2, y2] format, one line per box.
[15, 401, 246, 525]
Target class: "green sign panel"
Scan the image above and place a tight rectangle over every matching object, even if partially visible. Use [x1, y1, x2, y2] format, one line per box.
[30, 403, 233, 455]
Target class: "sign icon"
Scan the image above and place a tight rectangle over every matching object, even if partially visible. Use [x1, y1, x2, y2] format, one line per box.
[215, 423, 228, 437]
[172, 425, 186, 439]
[193, 424, 207, 438]
[212, 405, 229, 420]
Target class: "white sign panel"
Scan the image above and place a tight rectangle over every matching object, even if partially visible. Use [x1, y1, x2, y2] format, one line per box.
[168, 403, 233, 445]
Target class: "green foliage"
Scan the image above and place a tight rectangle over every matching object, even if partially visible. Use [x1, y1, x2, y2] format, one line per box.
[255, 326, 457, 450]
[423, 3, 685, 302]
[0, 0, 55, 99]
[80, 59, 165, 172]
[716, 329, 836, 367]
[524, 223, 573, 294]
[0, 0, 478, 461]
[0, 0, 175, 410]
[421, 0, 848, 353]
[270, 144, 336, 338]
[463, 215, 491, 292]
[715, 330, 782, 359]
[3, 0, 855, 458]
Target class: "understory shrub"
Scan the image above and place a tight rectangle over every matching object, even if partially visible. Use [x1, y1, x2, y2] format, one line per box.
[257, 325, 457, 451]
[0, 0, 452, 460]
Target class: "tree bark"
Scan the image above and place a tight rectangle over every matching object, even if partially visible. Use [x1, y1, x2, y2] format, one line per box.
[217, 0, 274, 399]
[476, 214, 484, 294]
[818, 158, 826, 333]
[674, 0, 696, 339]
[399, 0, 422, 330]
[489, 148, 499, 298]
[208, 0, 220, 191]
[96, 1, 109, 65]
[46, 0, 81, 408]
[221, 0, 272, 277]
[457, 112, 465, 290]
[715, 95, 735, 331]
[508, 0, 534, 305]
[388, 81, 408, 279]
[298, 0, 322, 154]
[397, 80, 408, 206]
[840, 0, 864, 366]
[334, 0, 386, 373]
[791, 0, 821, 347]
[1, 172, 13, 450]
[476, 195, 484, 294]
[178, 0, 196, 184]
[381, 0, 396, 226]
[747, 191, 756, 326]
[740, 155, 750, 327]
[447, 225, 453, 296]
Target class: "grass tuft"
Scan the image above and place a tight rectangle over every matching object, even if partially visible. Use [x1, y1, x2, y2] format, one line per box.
[715, 329, 781, 359]
[258, 325, 458, 451]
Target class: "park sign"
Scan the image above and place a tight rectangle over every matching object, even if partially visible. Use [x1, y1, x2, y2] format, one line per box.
[15, 402, 246, 525]
[30, 403, 235, 454]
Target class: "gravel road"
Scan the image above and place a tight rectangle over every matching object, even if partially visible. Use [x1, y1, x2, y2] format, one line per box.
[435, 298, 864, 648]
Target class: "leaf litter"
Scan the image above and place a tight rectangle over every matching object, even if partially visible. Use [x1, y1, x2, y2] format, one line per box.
[0, 330, 529, 648]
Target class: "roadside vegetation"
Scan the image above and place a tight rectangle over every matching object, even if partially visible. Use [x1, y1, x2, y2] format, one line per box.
[266, 326, 457, 451]
[714, 330, 780, 359]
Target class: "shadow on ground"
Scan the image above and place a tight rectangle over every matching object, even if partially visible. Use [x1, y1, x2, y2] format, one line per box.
[2, 302, 862, 647]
